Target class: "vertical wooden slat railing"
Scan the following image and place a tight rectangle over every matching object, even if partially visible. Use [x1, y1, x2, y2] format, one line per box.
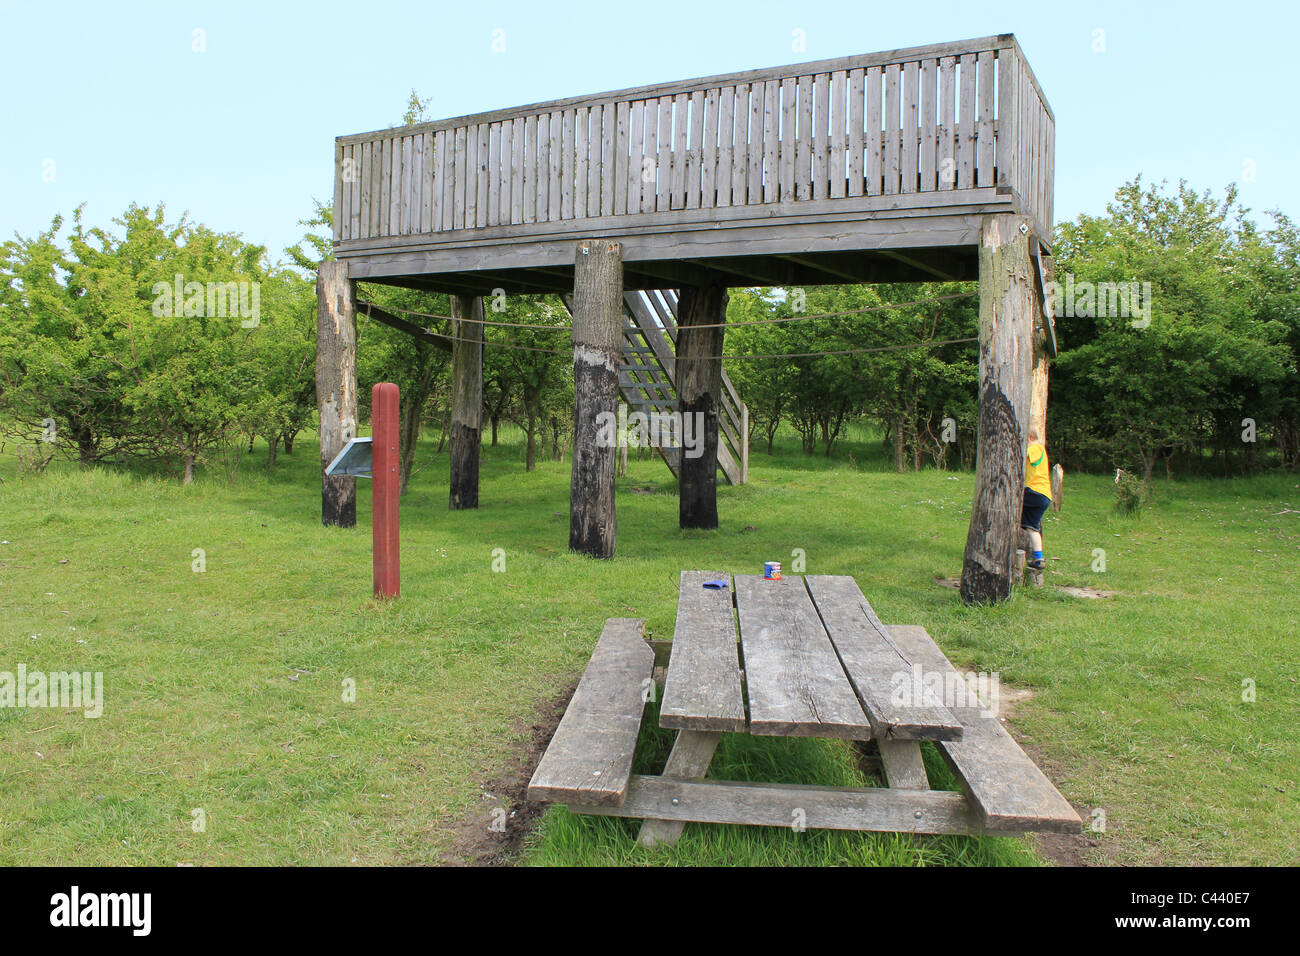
[335, 36, 1053, 245]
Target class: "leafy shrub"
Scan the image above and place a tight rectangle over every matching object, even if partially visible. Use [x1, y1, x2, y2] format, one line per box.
[1114, 469, 1147, 514]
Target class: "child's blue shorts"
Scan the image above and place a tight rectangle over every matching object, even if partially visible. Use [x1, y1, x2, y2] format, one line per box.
[1021, 488, 1051, 532]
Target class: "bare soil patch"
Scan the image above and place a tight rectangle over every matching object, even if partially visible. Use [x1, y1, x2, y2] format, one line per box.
[1058, 586, 1117, 599]
[440, 679, 577, 866]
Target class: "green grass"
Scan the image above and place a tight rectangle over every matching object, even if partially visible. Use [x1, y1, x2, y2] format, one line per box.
[0, 425, 1296, 866]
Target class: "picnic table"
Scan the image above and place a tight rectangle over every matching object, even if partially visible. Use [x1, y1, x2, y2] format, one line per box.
[528, 571, 1080, 846]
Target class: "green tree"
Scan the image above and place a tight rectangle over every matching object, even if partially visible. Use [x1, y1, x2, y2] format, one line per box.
[1052, 178, 1291, 478]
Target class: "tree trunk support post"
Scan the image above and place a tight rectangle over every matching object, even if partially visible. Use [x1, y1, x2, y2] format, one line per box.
[372, 382, 401, 599]
[316, 259, 358, 528]
[569, 240, 622, 558]
[1030, 253, 1053, 444]
[449, 294, 484, 510]
[676, 284, 728, 529]
[960, 215, 1035, 604]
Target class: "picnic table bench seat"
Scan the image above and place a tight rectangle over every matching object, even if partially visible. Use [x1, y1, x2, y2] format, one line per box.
[526, 618, 653, 808]
[527, 573, 1081, 844]
[888, 624, 1080, 833]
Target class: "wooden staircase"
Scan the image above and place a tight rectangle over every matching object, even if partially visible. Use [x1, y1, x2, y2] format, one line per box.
[563, 291, 748, 485]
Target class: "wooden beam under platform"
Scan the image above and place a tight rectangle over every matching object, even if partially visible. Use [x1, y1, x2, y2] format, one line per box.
[355, 300, 452, 351]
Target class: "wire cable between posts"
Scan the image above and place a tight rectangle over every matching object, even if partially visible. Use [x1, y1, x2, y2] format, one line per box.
[363, 290, 977, 333]
[357, 294, 980, 360]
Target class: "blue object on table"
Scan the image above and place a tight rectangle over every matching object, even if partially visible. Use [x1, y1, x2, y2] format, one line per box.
[703, 579, 729, 589]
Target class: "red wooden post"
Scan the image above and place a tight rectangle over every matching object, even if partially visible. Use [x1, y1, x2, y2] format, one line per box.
[372, 382, 400, 599]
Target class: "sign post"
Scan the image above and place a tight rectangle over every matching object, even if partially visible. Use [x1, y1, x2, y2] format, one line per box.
[371, 383, 401, 599]
[322, 383, 401, 599]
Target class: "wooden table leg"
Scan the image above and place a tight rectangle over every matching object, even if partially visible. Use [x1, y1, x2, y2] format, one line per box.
[636, 730, 721, 847]
[877, 739, 929, 790]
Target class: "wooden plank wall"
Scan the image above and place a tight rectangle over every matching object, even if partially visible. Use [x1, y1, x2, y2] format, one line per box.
[334, 41, 1051, 242]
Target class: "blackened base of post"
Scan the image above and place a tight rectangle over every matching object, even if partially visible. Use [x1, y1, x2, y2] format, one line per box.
[676, 285, 728, 530]
[449, 294, 484, 511]
[569, 240, 622, 558]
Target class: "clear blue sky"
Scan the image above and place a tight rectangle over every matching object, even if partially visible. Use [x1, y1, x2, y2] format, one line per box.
[2, 0, 1295, 263]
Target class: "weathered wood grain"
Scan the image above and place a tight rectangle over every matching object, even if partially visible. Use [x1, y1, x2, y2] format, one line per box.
[635, 730, 722, 846]
[730, 84, 748, 206]
[762, 79, 778, 204]
[659, 571, 745, 732]
[315, 261, 357, 528]
[526, 618, 654, 807]
[887, 625, 1082, 832]
[686, 90, 707, 210]
[865, 65, 882, 195]
[701, 89, 718, 208]
[330, 34, 1053, 245]
[796, 74, 812, 201]
[847, 68, 864, 197]
[804, 574, 961, 740]
[877, 739, 930, 789]
[901, 59, 919, 193]
[960, 214, 1035, 604]
[977, 49, 995, 187]
[734, 575, 873, 739]
[449, 294, 483, 510]
[829, 70, 846, 199]
[338, 36, 1019, 147]
[779, 77, 796, 202]
[676, 285, 727, 529]
[884, 62, 901, 195]
[569, 239, 622, 558]
[510, 116, 524, 225]
[938, 55, 956, 191]
[601, 101, 616, 216]
[640, 98, 658, 213]
[747, 84, 763, 205]
[579, 776, 979, 835]
[716, 86, 734, 208]
[812, 72, 829, 200]
[957, 53, 974, 189]
[622, 100, 638, 215]
[920, 58, 937, 192]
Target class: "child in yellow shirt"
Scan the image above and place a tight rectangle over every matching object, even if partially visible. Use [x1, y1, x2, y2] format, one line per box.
[1022, 427, 1052, 570]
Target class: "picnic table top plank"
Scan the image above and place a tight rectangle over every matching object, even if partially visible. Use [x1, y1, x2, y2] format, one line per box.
[805, 574, 962, 741]
[526, 617, 654, 807]
[887, 624, 1082, 833]
[660, 571, 747, 732]
[733, 575, 874, 739]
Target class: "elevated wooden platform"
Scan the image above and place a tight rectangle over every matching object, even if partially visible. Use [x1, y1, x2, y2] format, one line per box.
[318, 34, 1057, 601]
[331, 35, 1053, 295]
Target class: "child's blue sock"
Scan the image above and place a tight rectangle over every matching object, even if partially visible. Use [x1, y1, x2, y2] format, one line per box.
[1033, 550, 1044, 562]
